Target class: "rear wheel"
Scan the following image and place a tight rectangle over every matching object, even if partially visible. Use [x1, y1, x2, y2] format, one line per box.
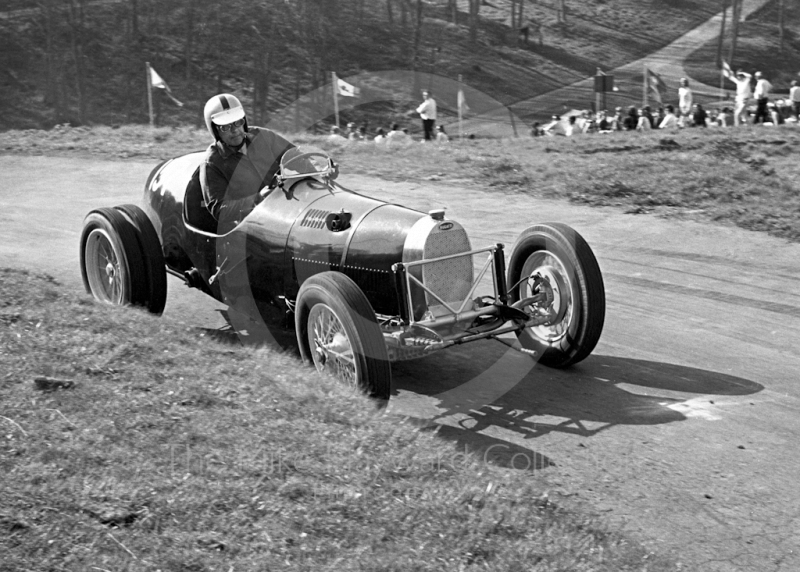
[80, 207, 148, 308]
[507, 223, 605, 368]
[295, 272, 391, 401]
[114, 204, 167, 314]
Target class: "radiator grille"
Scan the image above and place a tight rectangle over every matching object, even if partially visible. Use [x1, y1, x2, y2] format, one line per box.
[300, 209, 329, 229]
[421, 227, 473, 310]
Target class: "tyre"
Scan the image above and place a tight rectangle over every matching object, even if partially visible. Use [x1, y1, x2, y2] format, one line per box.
[506, 223, 605, 368]
[114, 204, 168, 314]
[80, 207, 148, 309]
[295, 272, 391, 401]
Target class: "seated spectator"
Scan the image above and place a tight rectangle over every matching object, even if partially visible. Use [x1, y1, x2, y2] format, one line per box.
[328, 125, 345, 140]
[566, 115, 582, 136]
[596, 111, 611, 132]
[636, 108, 652, 131]
[768, 102, 784, 125]
[386, 123, 409, 145]
[642, 105, 655, 128]
[610, 107, 624, 131]
[651, 107, 664, 129]
[345, 122, 361, 140]
[374, 128, 387, 144]
[530, 122, 544, 137]
[691, 103, 708, 127]
[659, 104, 679, 129]
[542, 115, 567, 136]
[435, 124, 449, 143]
[623, 106, 639, 130]
[718, 107, 735, 127]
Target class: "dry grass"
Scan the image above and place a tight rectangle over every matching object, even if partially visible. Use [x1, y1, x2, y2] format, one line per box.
[0, 269, 676, 571]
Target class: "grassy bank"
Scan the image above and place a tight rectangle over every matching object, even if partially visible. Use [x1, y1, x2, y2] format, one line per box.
[0, 269, 676, 571]
[3, 124, 800, 242]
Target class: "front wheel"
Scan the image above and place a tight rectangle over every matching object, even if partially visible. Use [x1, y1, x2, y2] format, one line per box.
[80, 208, 148, 308]
[295, 272, 391, 401]
[506, 223, 605, 368]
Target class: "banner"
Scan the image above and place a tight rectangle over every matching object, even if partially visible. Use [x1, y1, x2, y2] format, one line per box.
[721, 60, 735, 81]
[149, 66, 183, 107]
[335, 74, 360, 97]
[646, 67, 666, 105]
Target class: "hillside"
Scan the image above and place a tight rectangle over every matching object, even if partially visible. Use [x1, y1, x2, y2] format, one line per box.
[3, 0, 797, 133]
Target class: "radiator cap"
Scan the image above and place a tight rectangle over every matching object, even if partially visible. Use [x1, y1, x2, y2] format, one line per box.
[428, 209, 445, 221]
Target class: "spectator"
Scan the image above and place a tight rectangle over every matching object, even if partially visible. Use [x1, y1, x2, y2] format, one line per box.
[415, 90, 437, 141]
[678, 78, 693, 126]
[719, 106, 735, 127]
[345, 122, 361, 140]
[374, 128, 387, 144]
[543, 115, 567, 136]
[659, 104, 679, 129]
[731, 70, 752, 126]
[651, 107, 664, 129]
[435, 124, 449, 143]
[530, 121, 544, 137]
[642, 105, 655, 128]
[636, 108, 652, 131]
[768, 102, 784, 125]
[691, 103, 708, 127]
[752, 71, 773, 124]
[623, 106, 639, 130]
[386, 123, 408, 146]
[790, 80, 800, 120]
[596, 111, 611, 132]
[328, 125, 345, 140]
[566, 115, 582, 136]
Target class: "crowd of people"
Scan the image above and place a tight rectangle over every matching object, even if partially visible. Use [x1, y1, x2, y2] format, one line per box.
[536, 71, 800, 137]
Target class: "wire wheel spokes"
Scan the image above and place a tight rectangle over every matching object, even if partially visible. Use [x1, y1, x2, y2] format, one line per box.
[308, 304, 358, 386]
[520, 250, 574, 343]
[85, 229, 126, 304]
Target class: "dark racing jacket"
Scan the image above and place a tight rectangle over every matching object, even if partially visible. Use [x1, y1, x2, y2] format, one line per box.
[200, 126, 294, 233]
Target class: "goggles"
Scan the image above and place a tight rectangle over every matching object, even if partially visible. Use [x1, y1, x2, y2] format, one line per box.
[217, 118, 244, 132]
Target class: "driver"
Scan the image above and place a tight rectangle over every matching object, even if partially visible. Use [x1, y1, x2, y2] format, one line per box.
[199, 93, 295, 233]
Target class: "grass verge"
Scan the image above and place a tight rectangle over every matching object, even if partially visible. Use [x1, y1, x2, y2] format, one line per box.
[0, 269, 677, 570]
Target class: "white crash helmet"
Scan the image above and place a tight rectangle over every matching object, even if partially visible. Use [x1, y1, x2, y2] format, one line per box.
[203, 93, 247, 140]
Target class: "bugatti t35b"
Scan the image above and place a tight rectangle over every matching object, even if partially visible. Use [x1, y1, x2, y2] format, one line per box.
[80, 147, 606, 401]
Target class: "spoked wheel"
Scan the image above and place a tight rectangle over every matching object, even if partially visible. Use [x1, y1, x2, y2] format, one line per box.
[80, 207, 148, 309]
[507, 223, 605, 368]
[295, 272, 391, 401]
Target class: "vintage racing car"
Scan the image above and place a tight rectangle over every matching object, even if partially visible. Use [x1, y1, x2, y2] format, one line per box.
[80, 148, 606, 401]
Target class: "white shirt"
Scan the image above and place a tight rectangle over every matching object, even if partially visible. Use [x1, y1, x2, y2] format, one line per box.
[791, 86, 800, 103]
[659, 113, 679, 129]
[754, 78, 772, 99]
[678, 87, 693, 114]
[416, 97, 437, 120]
[732, 73, 752, 103]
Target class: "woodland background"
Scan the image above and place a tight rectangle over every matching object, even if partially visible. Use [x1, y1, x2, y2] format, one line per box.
[1, 0, 799, 132]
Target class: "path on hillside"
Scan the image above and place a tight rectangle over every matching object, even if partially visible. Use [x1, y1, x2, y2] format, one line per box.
[4, 154, 800, 570]
[462, 0, 771, 134]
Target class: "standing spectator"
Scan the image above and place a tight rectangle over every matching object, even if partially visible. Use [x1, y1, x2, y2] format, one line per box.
[789, 80, 800, 120]
[435, 124, 449, 143]
[636, 108, 652, 131]
[659, 104, 679, 129]
[691, 103, 708, 127]
[678, 78, 693, 127]
[731, 70, 752, 126]
[415, 90, 437, 141]
[752, 71, 773, 124]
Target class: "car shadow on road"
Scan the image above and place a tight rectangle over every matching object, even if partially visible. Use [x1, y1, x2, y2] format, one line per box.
[391, 339, 763, 469]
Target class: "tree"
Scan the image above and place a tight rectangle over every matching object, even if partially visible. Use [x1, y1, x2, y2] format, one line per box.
[778, 0, 785, 54]
[469, 0, 480, 42]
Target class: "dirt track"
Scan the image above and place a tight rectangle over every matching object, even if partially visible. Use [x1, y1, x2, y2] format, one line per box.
[3, 154, 800, 570]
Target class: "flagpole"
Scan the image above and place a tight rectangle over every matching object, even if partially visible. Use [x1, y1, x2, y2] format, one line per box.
[643, 65, 648, 108]
[458, 74, 463, 140]
[146, 62, 154, 128]
[331, 72, 340, 129]
[719, 67, 724, 102]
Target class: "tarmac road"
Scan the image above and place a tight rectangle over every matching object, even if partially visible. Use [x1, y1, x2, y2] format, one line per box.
[3, 154, 800, 570]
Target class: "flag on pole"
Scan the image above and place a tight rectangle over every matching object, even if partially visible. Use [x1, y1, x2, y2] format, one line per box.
[334, 74, 360, 97]
[721, 60, 735, 81]
[646, 67, 666, 105]
[457, 88, 470, 115]
[149, 66, 184, 107]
